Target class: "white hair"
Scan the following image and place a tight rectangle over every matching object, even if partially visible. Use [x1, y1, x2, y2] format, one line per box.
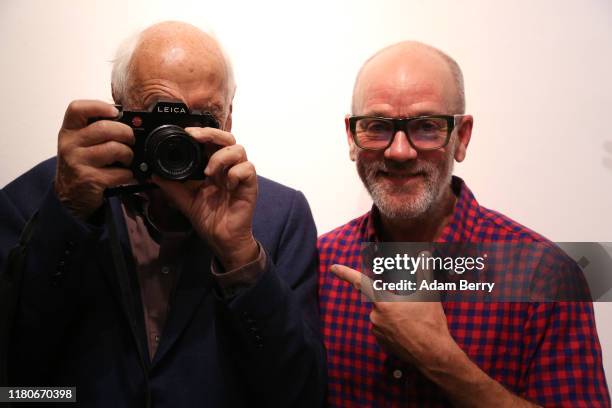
[110, 30, 141, 105]
[110, 24, 236, 107]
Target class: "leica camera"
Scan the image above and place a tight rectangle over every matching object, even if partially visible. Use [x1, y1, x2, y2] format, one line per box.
[91, 101, 219, 194]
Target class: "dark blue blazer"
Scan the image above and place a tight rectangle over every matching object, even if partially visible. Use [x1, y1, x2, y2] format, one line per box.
[0, 158, 326, 407]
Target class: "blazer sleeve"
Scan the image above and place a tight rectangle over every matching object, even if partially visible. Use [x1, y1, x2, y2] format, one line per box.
[214, 190, 327, 408]
[1, 183, 101, 384]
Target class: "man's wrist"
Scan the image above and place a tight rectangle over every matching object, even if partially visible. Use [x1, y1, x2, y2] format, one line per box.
[416, 336, 466, 380]
[211, 242, 266, 298]
[217, 235, 259, 271]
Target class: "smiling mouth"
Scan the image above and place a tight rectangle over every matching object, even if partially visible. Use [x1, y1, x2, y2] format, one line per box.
[378, 171, 426, 179]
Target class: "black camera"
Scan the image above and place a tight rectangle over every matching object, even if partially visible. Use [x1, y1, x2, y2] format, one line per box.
[91, 101, 219, 194]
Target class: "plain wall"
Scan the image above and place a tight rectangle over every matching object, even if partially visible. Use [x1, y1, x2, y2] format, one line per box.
[1, 0, 611, 395]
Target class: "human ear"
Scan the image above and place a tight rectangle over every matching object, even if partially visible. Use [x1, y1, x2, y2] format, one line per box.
[454, 115, 473, 162]
[345, 115, 357, 161]
[224, 104, 233, 132]
[111, 84, 121, 105]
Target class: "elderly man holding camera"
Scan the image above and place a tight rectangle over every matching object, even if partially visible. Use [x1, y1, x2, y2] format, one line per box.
[0, 21, 325, 408]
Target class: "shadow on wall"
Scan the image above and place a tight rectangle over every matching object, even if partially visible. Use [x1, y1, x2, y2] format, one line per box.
[604, 141, 612, 171]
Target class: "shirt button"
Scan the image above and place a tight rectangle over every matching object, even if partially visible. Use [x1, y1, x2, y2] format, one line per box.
[161, 266, 170, 275]
[393, 369, 403, 379]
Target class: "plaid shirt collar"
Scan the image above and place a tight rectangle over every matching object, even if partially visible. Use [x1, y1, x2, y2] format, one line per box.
[363, 175, 479, 243]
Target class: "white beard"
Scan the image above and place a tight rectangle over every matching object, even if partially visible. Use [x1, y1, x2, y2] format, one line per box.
[357, 151, 455, 220]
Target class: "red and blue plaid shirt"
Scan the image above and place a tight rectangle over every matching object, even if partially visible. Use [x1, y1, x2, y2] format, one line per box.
[318, 177, 610, 407]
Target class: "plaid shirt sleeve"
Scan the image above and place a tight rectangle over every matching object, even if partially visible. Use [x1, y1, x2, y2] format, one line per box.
[522, 301, 609, 407]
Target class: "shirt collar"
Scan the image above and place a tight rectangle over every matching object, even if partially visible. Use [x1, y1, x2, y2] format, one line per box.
[121, 191, 193, 243]
[437, 176, 480, 242]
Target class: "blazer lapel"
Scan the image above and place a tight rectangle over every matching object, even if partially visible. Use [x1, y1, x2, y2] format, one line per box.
[99, 198, 151, 369]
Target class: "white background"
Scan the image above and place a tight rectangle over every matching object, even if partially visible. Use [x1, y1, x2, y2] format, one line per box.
[1, 0, 611, 394]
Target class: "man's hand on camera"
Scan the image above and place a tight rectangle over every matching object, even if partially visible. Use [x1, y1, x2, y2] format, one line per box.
[54, 100, 135, 220]
[153, 127, 259, 271]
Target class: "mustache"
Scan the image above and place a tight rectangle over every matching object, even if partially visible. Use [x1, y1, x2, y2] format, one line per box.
[366, 160, 432, 174]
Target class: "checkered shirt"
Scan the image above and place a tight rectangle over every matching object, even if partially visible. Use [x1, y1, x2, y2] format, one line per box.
[318, 177, 610, 407]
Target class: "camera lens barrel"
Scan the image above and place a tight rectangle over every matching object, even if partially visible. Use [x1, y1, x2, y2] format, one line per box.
[145, 125, 202, 180]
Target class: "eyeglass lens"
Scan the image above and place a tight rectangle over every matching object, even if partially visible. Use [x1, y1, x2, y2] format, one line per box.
[355, 117, 449, 150]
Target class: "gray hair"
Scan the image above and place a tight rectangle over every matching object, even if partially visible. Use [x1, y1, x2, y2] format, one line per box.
[439, 50, 465, 114]
[110, 30, 141, 106]
[110, 25, 237, 107]
[351, 41, 465, 114]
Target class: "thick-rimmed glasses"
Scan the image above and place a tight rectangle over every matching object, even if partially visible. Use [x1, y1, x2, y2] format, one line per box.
[348, 114, 464, 151]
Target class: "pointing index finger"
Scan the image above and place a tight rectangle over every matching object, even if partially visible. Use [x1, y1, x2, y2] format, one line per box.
[331, 264, 378, 302]
[415, 250, 434, 286]
[413, 250, 439, 301]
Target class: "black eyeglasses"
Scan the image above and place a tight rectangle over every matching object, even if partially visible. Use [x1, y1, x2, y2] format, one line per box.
[348, 114, 464, 151]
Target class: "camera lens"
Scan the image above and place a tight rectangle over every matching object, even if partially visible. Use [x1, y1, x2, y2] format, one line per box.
[145, 125, 203, 180]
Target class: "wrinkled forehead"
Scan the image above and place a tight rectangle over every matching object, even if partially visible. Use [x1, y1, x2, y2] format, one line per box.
[353, 49, 456, 115]
[128, 34, 229, 99]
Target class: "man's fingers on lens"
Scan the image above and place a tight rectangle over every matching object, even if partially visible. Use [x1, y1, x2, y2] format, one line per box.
[185, 127, 236, 147]
[204, 145, 247, 178]
[63, 100, 119, 131]
[81, 141, 134, 168]
[226, 161, 256, 190]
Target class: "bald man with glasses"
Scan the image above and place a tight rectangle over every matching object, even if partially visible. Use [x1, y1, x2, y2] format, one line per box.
[318, 41, 610, 407]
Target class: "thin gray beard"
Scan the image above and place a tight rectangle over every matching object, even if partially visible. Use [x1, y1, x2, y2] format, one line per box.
[360, 159, 454, 221]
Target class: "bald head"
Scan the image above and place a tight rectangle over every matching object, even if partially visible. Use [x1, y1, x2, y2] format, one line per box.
[351, 41, 465, 115]
[111, 21, 235, 108]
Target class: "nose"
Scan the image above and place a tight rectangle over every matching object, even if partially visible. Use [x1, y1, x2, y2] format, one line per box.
[384, 130, 417, 162]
